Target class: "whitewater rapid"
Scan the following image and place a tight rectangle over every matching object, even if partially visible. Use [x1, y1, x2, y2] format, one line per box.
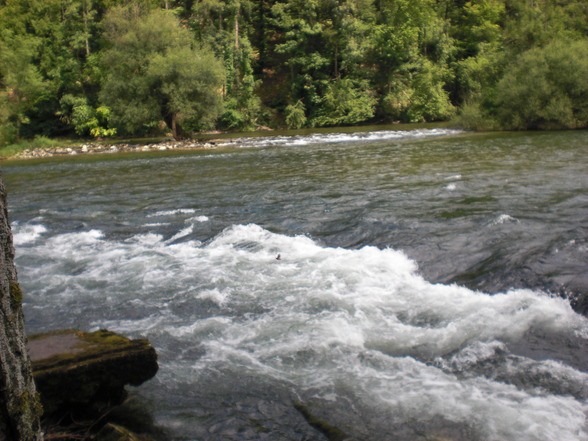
[13, 220, 588, 441]
[212, 128, 464, 149]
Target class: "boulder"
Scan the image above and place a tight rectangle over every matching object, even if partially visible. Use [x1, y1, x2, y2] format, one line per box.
[28, 329, 158, 417]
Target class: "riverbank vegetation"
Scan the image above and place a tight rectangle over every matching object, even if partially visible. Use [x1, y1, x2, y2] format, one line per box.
[1, 0, 587, 148]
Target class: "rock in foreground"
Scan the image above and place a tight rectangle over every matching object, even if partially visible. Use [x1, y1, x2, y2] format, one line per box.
[29, 329, 158, 417]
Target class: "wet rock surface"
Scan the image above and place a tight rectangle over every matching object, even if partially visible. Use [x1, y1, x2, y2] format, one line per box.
[29, 329, 158, 417]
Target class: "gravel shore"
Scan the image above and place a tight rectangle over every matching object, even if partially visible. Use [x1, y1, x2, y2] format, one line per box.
[9, 139, 224, 160]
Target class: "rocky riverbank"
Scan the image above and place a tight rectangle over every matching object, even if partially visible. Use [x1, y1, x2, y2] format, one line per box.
[10, 139, 224, 160]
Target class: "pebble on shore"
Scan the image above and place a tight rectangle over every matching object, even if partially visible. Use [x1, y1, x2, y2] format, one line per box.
[9, 139, 220, 160]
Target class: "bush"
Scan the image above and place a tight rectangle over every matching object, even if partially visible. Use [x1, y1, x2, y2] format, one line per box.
[0, 125, 16, 148]
[381, 58, 455, 123]
[219, 92, 262, 131]
[285, 100, 307, 129]
[454, 100, 497, 131]
[0, 135, 61, 157]
[494, 39, 588, 130]
[59, 95, 116, 138]
[312, 79, 377, 127]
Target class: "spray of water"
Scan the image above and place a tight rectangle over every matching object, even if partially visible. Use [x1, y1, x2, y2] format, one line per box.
[14, 221, 588, 441]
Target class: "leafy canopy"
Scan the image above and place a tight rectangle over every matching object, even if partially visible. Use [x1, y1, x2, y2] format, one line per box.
[494, 39, 588, 130]
[2, 0, 588, 144]
[99, 5, 225, 137]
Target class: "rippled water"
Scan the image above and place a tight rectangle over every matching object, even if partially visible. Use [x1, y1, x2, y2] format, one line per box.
[3, 128, 588, 441]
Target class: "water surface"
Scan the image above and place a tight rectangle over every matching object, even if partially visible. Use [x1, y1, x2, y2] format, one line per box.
[3, 128, 588, 441]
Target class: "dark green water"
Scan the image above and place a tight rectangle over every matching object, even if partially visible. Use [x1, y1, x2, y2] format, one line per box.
[2, 128, 588, 440]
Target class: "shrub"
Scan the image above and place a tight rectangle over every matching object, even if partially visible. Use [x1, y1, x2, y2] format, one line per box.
[494, 39, 588, 130]
[312, 79, 377, 127]
[285, 100, 307, 129]
[381, 58, 455, 123]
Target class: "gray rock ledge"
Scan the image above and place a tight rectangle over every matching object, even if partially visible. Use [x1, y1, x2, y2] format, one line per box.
[28, 329, 158, 417]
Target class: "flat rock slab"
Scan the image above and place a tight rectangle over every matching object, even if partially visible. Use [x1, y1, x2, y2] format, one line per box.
[28, 329, 158, 417]
[29, 332, 84, 361]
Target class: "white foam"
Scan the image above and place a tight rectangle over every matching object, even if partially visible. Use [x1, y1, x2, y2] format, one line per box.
[434, 340, 507, 371]
[12, 223, 47, 245]
[218, 128, 463, 150]
[492, 214, 520, 225]
[165, 225, 194, 244]
[91, 314, 167, 334]
[186, 215, 209, 223]
[165, 316, 232, 338]
[148, 209, 197, 217]
[125, 232, 163, 246]
[196, 288, 229, 306]
[354, 355, 587, 441]
[43, 230, 104, 257]
[296, 128, 463, 145]
[14, 223, 588, 440]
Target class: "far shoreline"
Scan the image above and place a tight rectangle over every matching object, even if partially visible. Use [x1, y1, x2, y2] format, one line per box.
[1, 121, 461, 162]
[4, 138, 224, 161]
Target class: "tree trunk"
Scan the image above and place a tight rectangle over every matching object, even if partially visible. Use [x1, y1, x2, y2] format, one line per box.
[83, 0, 90, 56]
[234, 9, 239, 51]
[0, 178, 43, 441]
[162, 112, 185, 140]
[171, 115, 178, 139]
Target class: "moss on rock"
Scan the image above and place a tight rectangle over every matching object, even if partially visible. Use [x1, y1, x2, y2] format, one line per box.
[29, 329, 158, 418]
[9, 281, 23, 310]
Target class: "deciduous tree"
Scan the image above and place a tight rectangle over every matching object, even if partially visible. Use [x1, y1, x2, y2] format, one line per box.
[99, 5, 225, 138]
[494, 39, 588, 129]
[0, 178, 43, 441]
[0, 31, 47, 145]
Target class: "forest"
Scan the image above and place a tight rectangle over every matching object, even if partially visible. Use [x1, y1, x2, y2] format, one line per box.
[1, 0, 588, 145]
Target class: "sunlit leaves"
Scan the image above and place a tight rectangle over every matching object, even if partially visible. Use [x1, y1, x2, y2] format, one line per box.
[381, 59, 454, 123]
[285, 100, 307, 128]
[99, 6, 224, 137]
[313, 79, 377, 126]
[495, 39, 588, 129]
[0, 31, 47, 142]
[3, 0, 588, 140]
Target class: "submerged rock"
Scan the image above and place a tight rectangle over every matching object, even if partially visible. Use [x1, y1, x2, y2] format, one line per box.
[28, 329, 158, 417]
[293, 402, 352, 441]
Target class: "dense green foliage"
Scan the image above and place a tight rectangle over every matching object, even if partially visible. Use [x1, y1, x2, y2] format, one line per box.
[494, 39, 588, 130]
[99, 5, 225, 137]
[1, 0, 587, 145]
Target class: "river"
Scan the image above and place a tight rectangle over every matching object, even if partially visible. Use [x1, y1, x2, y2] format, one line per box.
[3, 127, 588, 441]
